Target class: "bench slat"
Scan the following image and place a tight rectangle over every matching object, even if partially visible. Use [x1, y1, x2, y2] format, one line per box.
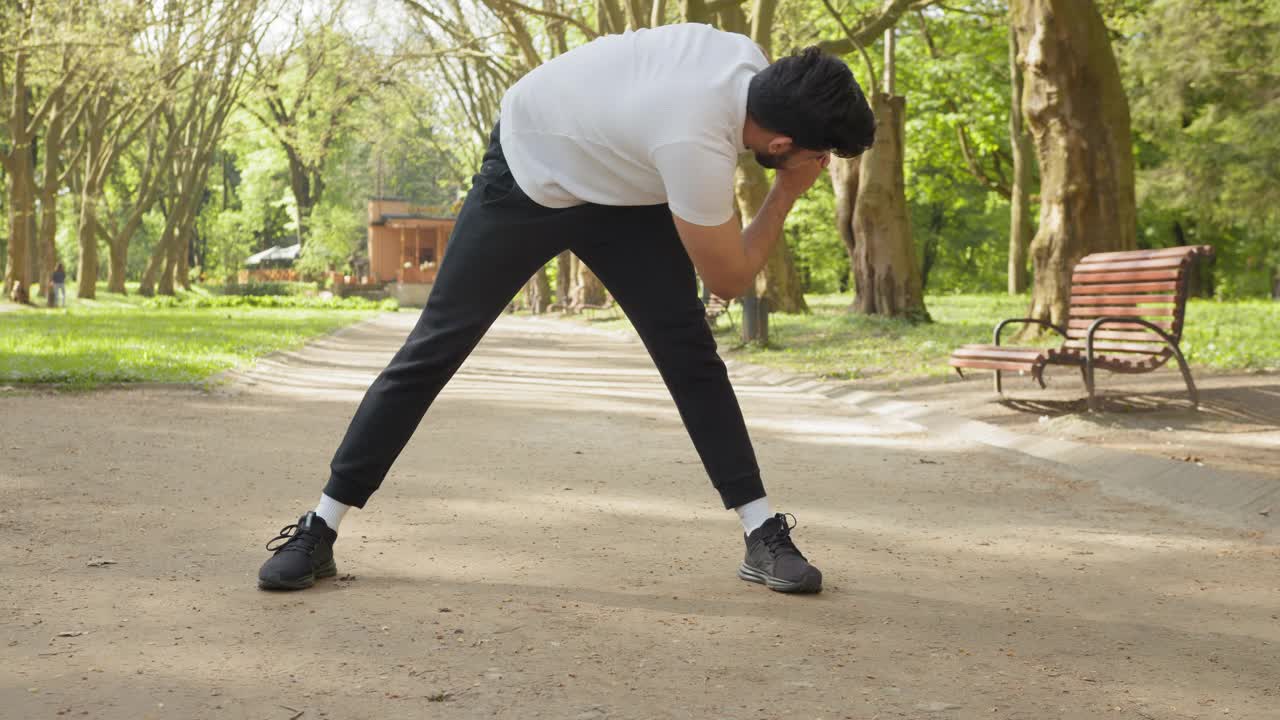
[1071, 281, 1180, 294]
[1078, 246, 1210, 263]
[948, 358, 1038, 372]
[952, 345, 1046, 361]
[1069, 294, 1178, 305]
[1071, 269, 1182, 283]
[1048, 348, 1159, 368]
[1068, 318, 1174, 331]
[1070, 305, 1177, 317]
[1061, 340, 1170, 355]
[1073, 257, 1186, 273]
[1066, 328, 1164, 342]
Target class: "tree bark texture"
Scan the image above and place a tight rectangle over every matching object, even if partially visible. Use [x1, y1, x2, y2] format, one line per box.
[556, 250, 572, 304]
[829, 155, 860, 301]
[571, 253, 606, 309]
[851, 93, 927, 319]
[526, 266, 551, 313]
[1013, 0, 1137, 327]
[1007, 21, 1034, 295]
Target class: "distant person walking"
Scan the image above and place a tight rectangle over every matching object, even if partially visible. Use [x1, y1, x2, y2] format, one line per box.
[49, 263, 66, 308]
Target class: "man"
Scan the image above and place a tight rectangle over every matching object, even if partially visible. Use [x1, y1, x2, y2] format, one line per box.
[258, 23, 875, 595]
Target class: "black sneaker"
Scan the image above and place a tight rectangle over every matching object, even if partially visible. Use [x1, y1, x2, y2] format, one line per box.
[738, 513, 822, 593]
[258, 512, 338, 591]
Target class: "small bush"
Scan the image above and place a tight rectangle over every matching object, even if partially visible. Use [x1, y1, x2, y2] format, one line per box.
[141, 294, 398, 311]
[218, 281, 314, 297]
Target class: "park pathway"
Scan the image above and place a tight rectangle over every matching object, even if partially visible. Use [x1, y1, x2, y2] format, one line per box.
[2, 311, 1276, 719]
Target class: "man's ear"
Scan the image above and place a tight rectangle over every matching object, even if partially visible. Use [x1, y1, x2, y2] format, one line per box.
[766, 135, 793, 156]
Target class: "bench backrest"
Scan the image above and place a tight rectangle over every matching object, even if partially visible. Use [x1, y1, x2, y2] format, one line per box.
[1068, 245, 1214, 350]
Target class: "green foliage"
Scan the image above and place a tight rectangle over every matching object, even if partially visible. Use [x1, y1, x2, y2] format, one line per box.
[0, 305, 383, 388]
[1118, 0, 1280, 298]
[721, 294, 1280, 381]
[217, 281, 314, 296]
[1180, 299, 1280, 369]
[558, 292, 1278, 381]
[786, 178, 849, 294]
[142, 293, 397, 311]
[297, 201, 365, 276]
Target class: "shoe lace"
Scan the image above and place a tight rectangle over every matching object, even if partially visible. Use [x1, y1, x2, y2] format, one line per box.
[762, 513, 806, 560]
[265, 523, 320, 554]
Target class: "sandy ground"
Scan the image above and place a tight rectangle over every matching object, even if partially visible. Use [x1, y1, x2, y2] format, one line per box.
[2, 311, 1278, 720]
[889, 366, 1280, 481]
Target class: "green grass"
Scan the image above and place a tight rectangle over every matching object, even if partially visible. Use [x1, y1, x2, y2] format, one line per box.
[537, 293, 1280, 385]
[0, 283, 390, 388]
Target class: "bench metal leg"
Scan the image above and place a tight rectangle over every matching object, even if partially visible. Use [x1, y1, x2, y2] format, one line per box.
[1085, 355, 1099, 413]
[1170, 344, 1200, 409]
[994, 369, 1002, 395]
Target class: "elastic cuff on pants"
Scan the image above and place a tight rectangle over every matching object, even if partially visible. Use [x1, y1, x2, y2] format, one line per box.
[322, 476, 370, 509]
[718, 473, 767, 510]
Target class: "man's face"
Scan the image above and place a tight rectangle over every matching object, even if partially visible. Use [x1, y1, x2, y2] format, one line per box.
[753, 147, 829, 170]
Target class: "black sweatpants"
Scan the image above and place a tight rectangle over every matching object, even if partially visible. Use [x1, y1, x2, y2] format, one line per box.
[324, 125, 766, 510]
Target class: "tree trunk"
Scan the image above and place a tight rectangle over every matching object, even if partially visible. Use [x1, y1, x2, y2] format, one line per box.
[4, 77, 35, 303]
[38, 115, 63, 304]
[176, 228, 192, 290]
[75, 102, 108, 300]
[829, 155, 860, 302]
[526, 265, 551, 313]
[1013, 0, 1137, 328]
[851, 93, 927, 319]
[107, 238, 129, 293]
[1008, 22, 1034, 295]
[138, 221, 173, 296]
[733, 158, 808, 313]
[6, 150, 35, 304]
[556, 250, 572, 305]
[160, 222, 182, 296]
[571, 254, 606, 309]
[284, 148, 315, 246]
[75, 179, 103, 299]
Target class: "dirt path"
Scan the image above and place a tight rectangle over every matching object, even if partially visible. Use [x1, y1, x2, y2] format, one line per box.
[2, 312, 1277, 719]
[887, 365, 1280, 481]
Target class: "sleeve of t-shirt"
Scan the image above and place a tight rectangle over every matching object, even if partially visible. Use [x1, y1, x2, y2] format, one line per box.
[651, 141, 738, 227]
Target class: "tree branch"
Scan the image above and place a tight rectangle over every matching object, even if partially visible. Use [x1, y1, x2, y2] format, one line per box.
[818, 0, 936, 55]
[820, 0, 879, 95]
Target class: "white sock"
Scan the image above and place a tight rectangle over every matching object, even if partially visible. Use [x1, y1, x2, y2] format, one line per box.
[735, 496, 772, 535]
[314, 493, 351, 533]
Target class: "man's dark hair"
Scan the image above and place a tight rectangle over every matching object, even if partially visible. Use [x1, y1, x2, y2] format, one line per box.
[747, 46, 876, 158]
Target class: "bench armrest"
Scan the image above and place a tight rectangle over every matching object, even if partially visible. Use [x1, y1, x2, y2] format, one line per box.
[1084, 317, 1179, 357]
[993, 318, 1068, 347]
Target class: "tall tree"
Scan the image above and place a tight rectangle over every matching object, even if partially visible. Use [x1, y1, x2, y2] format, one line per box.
[1007, 20, 1033, 295]
[823, 0, 928, 318]
[0, 1, 85, 302]
[1012, 0, 1136, 327]
[139, 0, 264, 296]
[246, 1, 396, 247]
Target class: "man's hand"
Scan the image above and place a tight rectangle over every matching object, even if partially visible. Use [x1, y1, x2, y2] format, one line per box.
[671, 153, 830, 299]
[773, 153, 830, 199]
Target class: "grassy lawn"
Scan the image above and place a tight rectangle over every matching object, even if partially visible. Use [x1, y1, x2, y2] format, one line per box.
[542, 293, 1280, 384]
[0, 283, 391, 388]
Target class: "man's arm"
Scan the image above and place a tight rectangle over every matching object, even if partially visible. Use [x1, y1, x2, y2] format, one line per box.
[672, 155, 828, 299]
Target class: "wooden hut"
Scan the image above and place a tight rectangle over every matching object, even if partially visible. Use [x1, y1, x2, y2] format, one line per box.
[340, 198, 456, 305]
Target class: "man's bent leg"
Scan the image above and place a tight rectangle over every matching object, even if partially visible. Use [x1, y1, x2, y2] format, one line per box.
[324, 148, 569, 508]
[568, 205, 764, 510]
[570, 205, 821, 593]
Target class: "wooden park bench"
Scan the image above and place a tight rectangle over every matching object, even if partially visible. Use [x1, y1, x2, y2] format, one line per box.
[948, 245, 1214, 410]
[704, 293, 735, 330]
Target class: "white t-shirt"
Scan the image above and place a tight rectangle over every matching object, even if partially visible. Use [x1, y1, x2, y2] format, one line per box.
[499, 24, 768, 226]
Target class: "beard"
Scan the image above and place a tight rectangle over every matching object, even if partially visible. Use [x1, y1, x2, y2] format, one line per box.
[754, 149, 793, 170]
